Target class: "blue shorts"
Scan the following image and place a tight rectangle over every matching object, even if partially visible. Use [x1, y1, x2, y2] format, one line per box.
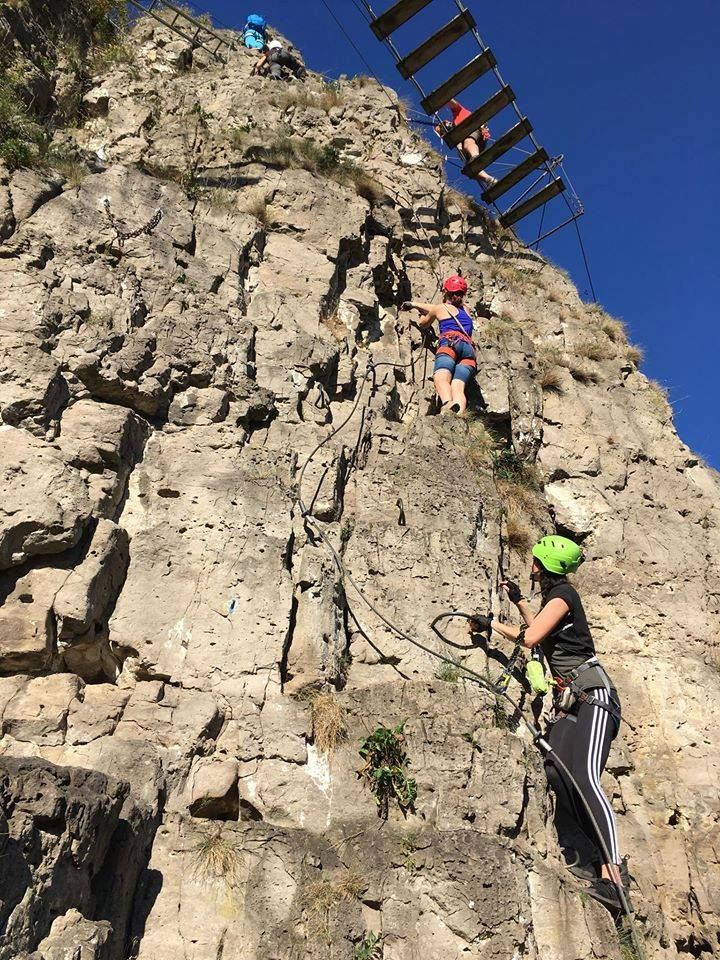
[433, 336, 477, 385]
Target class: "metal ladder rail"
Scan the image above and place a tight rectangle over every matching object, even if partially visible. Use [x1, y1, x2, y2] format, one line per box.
[127, 0, 231, 59]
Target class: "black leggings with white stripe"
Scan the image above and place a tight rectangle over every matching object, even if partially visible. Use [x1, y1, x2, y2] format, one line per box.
[545, 687, 621, 865]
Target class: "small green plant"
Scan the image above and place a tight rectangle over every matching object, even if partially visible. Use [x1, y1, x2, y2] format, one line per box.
[399, 833, 419, 874]
[493, 700, 509, 729]
[310, 692, 347, 753]
[355, 932, 383, 959]
[358, 721, 417, 819]
[617, 925, 642, 960]
[436, 661, 460, 684]
[493, 449, 538, 488]
[190, 827, 241, 887]
[340, 519, 355, 544]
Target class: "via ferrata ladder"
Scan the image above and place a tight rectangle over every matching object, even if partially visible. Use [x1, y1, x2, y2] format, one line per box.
[363, 0, 583, 240]
[127, 0, 232, 59]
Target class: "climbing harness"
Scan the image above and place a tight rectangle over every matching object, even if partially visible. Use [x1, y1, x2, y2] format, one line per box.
[103, 199, 163, 248]
[294, 366, 644, 957]
[552, 657, 623, 726]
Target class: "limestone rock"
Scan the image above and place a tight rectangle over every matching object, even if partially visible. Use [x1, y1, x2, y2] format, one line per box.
[0, 6, 718, 959]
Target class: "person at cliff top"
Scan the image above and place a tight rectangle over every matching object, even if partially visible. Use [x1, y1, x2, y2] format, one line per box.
[242, 13, 267, 50]
[471, 536, 625, 912]
[401, 276, 476, 415]
[252, 40, 306, 81]
[435, 98, 498, 191]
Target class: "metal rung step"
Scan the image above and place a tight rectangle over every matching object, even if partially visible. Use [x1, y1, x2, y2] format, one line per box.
[397, 10, 475, 79]
[463, 117, 532, 176]
[421, 50, 497, 114]
[481, 147, 548, 203]
[443, 85, 515, 148]
[499, 178, 566, 227]
[128, 0, 230, 56]
[371, 0, 434, 41]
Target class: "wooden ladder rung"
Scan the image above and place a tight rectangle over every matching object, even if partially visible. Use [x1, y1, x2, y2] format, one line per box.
[463, 117, 532, 176]
[499, 178, 566, 227]
[371, 0, 434, 41]
[481, 147, 548, 203]
[397, 10, 475, 79]
[421, 50, 497, 114]
[443, 85, 515, 148]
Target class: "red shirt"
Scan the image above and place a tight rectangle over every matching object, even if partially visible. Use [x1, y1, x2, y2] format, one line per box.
[449, 101, 472, 126]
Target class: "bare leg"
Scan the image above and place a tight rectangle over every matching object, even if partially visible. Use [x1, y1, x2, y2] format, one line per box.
[450, 378, 467, 413]
[462, 136, 495, 186]
[433, 370, 452, 406]
[602, 863, 621, 884]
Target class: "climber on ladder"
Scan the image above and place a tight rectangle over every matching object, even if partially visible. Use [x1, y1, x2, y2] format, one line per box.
[470, 536, 626, 912]
[435, 99, 497, 191]
[401, 275, 477, 416]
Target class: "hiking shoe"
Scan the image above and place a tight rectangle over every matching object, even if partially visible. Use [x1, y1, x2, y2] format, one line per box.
[450, 402, 461, 414]
[585, 878, 622, 912]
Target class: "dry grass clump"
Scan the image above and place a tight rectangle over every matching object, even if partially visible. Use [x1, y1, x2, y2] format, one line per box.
[319, 306, 349, 342]
[87, 38, 135, 74]
[48, 153, 90, 187]
[536, 344, 566, 394]
[244, 136, 384, 205]
[459, 415, 495, 473]
[539, 365, 564, 394]
[504, 510, 534, 553]
[598, 315, 628, 343]
[482, 311, 521, 343]
[488, 261, 526, 286]
[646, 379, 672, 421]
[190, 827, 242, 887]
[240, 190, 269, 225]
[306, 871, 364, 940]
[575, 337, 616, 362]
[310, 692, 347, 753]
[566, 359, 600, 384]
[269, 83, 345, 114]
[625, 343, 644, 367]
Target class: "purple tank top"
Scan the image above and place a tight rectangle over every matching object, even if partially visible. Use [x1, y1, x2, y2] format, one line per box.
[438, 306, 473, 338]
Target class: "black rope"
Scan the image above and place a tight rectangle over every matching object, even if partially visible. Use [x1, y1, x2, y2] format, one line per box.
[295, 365, 644, 959]
[573, 215, 599, 303]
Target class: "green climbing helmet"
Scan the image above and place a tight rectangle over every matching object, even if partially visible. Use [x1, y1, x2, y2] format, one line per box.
[532, 535, 584, 575]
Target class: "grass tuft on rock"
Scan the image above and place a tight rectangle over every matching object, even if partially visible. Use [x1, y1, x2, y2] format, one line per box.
[310, 692, 347, 754]
[190, 827, 241, 887]
[306, 870, 364, 941]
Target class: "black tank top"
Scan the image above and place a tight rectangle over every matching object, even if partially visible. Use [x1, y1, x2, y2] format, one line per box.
[540, 582, 595, 678]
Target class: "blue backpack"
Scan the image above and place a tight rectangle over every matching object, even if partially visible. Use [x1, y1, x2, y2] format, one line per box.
[243, 13, 266, 49]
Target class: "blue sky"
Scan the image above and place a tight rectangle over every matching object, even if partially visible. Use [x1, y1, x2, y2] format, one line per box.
[203, 0, 719, 467]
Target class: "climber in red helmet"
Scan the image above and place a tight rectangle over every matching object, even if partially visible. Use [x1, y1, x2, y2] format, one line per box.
[401, 276, 477, 415]
[435, 98, 497, 191]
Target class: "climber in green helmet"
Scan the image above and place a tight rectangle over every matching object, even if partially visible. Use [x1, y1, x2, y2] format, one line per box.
[470, 535, 625, 912]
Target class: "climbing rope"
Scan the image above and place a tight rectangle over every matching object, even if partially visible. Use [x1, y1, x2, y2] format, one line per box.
[295, 359, 645, 960]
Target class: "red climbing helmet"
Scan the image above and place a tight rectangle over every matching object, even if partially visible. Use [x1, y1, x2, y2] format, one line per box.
[443, 275, 468, 294]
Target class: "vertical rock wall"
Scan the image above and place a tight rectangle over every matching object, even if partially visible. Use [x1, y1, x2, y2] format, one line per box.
[0, 10, 718, 960]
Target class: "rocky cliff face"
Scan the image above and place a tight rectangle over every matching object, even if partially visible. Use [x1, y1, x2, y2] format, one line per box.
[1, 7, 719, 960]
